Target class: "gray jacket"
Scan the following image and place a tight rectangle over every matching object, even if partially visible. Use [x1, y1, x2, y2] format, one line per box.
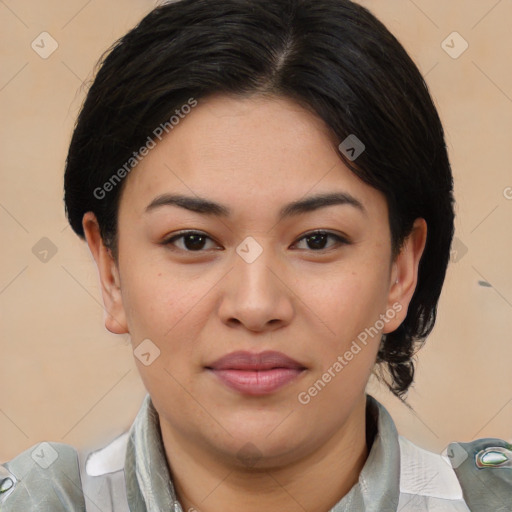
[1, 394, 511, 511]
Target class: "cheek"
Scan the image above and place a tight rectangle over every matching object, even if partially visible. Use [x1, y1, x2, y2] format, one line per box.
[296, 276, 384, 412]
[293, 261, 390, 346]
[120, 257, 195, 329]
[119, 262, 216, 365]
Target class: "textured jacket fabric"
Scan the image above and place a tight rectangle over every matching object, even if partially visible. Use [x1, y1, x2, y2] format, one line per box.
[1, 393, 510, 511]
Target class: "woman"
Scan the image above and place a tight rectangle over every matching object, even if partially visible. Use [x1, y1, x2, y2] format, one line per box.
[1, 0, 510, 510]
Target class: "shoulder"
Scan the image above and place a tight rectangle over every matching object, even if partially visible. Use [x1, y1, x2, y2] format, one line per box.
[398, 435, 512, 511]
[0, 441, 85, 511]
[0, 434, 131, 512]
[397, 435, 471, 511]
[446, 437, 512, 511]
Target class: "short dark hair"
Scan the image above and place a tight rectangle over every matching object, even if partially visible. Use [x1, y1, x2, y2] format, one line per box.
[64, 0, 455, 399]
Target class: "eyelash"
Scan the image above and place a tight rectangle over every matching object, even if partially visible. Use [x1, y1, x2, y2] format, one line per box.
[162, 230, 350, 253]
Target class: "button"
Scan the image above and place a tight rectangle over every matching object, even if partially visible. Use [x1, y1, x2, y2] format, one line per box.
[475, 447, 512, 469]
[0, 465, 17, 502]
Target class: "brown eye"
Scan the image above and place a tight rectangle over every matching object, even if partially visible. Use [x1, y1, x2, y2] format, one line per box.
[163, 231, 219, 251]
[294, 231, 349, 251]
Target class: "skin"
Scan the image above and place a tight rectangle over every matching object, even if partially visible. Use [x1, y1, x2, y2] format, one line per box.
[83, 93, 426, 512]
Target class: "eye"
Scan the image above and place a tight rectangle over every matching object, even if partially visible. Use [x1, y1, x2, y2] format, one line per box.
[163, 231, 220, 252]
[162, 229, 349, 253]
[293, 230, 349, 251]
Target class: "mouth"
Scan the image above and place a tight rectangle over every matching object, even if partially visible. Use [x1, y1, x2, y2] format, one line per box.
[205, 350, 307, 396]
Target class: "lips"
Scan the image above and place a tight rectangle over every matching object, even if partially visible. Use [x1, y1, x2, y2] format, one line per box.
[206, 351, 306, 396]
[208, 350, 305, 371]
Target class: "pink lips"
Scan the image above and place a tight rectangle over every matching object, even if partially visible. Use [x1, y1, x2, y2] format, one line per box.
[206, 350, 306, 396]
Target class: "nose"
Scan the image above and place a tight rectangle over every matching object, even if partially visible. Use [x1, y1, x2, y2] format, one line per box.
[217, 239, 295, 333]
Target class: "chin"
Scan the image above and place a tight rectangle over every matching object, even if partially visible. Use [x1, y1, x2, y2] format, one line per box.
[203, 417, 312, 467]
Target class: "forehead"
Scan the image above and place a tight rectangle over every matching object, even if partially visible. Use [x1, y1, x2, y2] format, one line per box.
[119, 94, 387, 221]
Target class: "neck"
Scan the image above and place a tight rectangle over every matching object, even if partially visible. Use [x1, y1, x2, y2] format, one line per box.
[160, 396, 370, 512]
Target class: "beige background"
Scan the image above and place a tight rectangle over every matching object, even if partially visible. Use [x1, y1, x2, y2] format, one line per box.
[1, 0, 511, 463]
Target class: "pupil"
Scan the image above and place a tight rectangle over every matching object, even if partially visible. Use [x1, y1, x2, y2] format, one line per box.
[308, 233, 327, 249]
[185, 234, 205, 250]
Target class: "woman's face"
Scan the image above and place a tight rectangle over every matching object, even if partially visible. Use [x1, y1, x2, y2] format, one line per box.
[86, 94, 425, 468]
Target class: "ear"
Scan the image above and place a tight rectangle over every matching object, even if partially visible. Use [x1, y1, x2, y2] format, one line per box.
[82, 212, 128, 335]
[383, 218, 427, 334]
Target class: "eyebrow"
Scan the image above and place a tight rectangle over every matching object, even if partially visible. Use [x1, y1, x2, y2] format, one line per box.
[145, 191, 366, 219]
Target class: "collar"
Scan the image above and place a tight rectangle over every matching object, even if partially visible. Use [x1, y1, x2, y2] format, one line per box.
[124, 394, 401, 512]
[330, 395, 401, 511]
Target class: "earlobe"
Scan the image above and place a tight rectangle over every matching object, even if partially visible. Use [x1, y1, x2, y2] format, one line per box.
[383, 218, 427, 334]
[82, 212, 129, 335]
